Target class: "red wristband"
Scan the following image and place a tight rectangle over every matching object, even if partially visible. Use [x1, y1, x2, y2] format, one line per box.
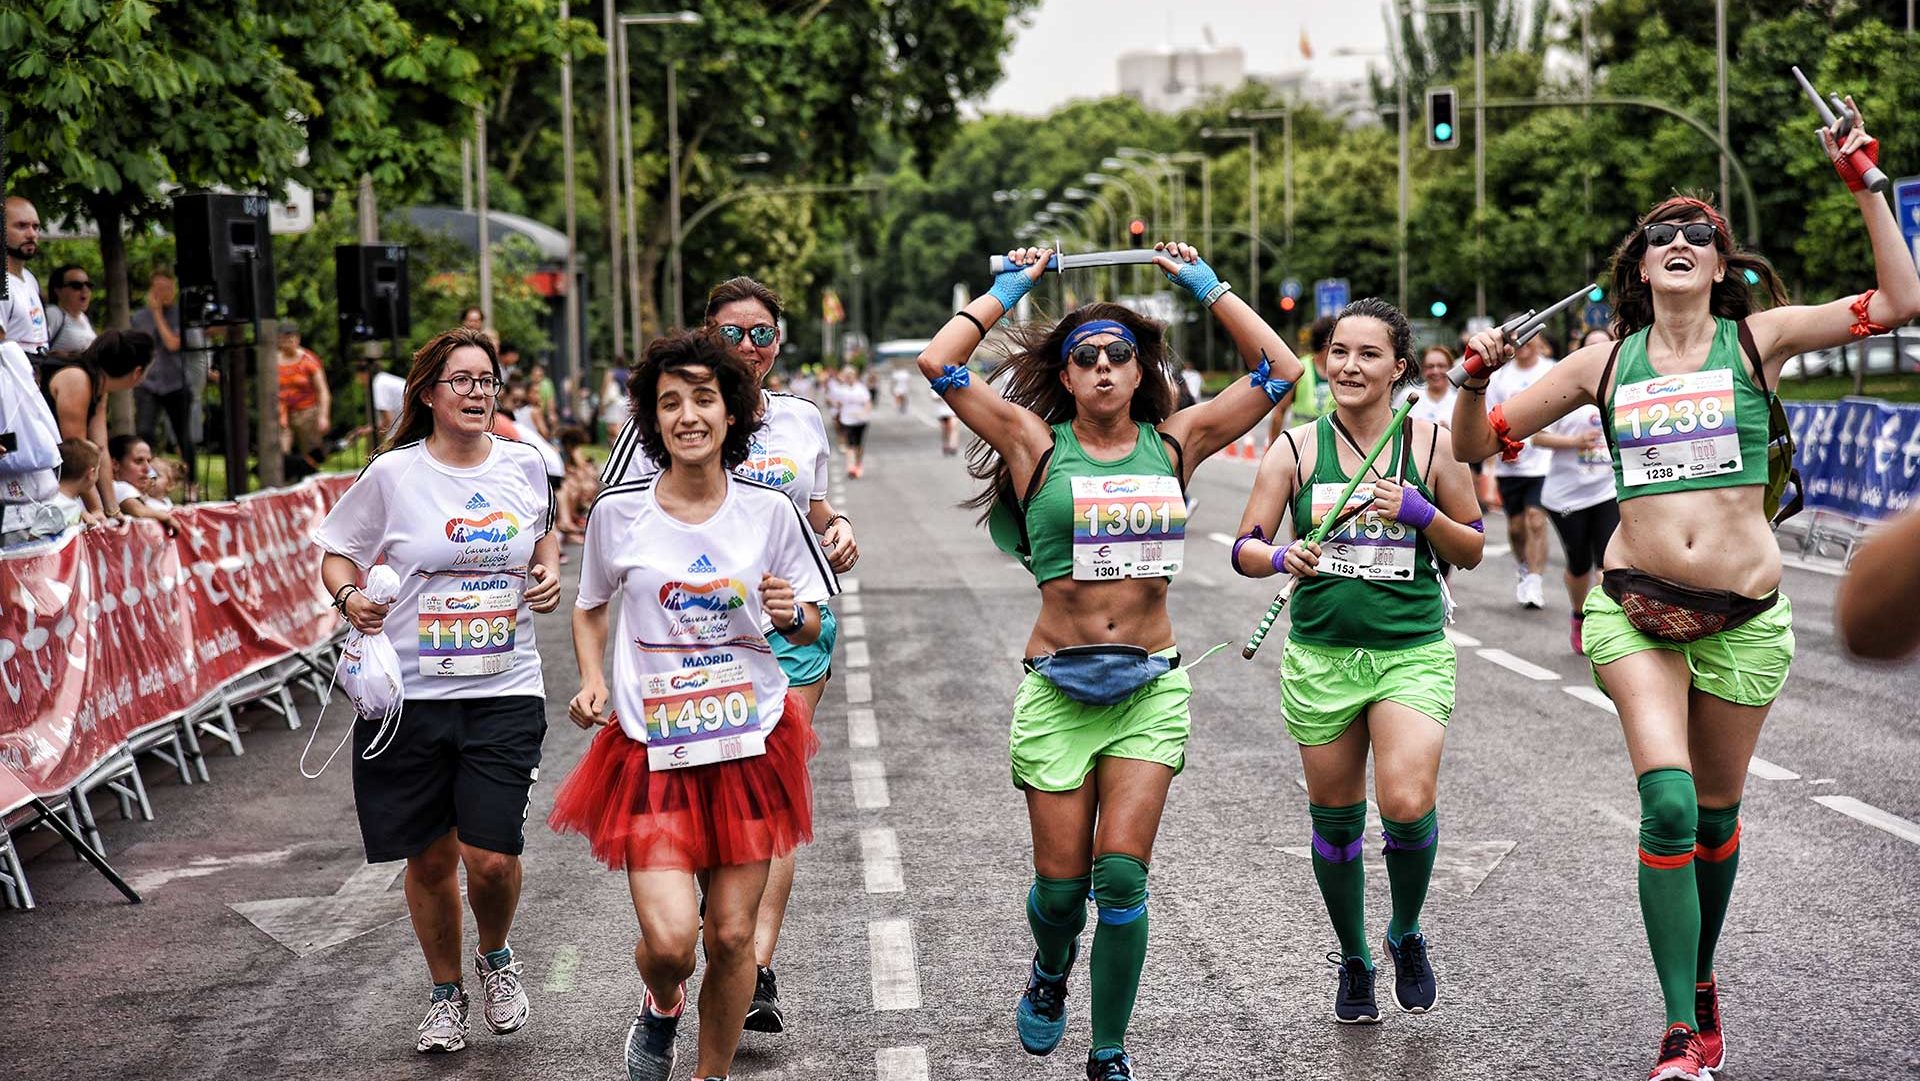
[1488, 403, 1525, 464]
[1850, 290, 1891, 339]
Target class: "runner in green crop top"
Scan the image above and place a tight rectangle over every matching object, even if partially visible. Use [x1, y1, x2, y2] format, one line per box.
[1450, 108, 1920, 1081]
[1601, 318, 1769, 499]
[1233, 297, 1484, 1027]
[916, 240, 1304, 1081]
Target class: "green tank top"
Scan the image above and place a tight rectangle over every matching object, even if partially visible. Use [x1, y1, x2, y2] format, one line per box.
[992, 421, 1185, 586]
[1604, 319, 1769, 501]
[1287, 416, 1444, 650]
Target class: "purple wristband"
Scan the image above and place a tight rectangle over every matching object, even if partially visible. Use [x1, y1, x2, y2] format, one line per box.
[1272, 542, 1292, 574]
[1396, 487, 1437, 531]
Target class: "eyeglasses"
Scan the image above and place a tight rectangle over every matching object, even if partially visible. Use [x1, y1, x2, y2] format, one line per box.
[1067, 340, 1137, 368]
[717, 323, 778, 348]
[1644, 222, 1717, 249]
[437, 374, 503, 396]
[60, 279, 92, 291]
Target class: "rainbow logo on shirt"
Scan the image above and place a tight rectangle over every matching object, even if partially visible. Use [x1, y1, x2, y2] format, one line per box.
[669, 671, 712, 690]
[659, 578, 748, 613]
[741, 455, 800, 487]
[445, 510, 522, 544]
[440, 594, 484, 611]
[1100, 479, 1143, 494]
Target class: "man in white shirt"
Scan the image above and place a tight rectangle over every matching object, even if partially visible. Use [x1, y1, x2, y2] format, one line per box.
[2, 197, 49, 357]
[1486, 336, 1555, 608]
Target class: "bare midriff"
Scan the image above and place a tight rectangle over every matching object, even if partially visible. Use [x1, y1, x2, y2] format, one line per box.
[1027, 575, 1176, 658]
[1606, 485, 1782, 597]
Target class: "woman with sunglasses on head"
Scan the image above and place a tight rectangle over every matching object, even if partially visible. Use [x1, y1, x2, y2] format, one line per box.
[315, 327, 563, 1056]
[1452, 105, 1920, 1081]
[921, 241, 1301, 1081]
[599, 277, 855, 1034]
[1232, 299, 1483, 1026]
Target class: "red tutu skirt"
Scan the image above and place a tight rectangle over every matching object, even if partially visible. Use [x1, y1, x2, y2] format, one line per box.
[549, 692, 818, 872]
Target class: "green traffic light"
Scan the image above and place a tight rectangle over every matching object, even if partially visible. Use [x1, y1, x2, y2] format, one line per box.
[1589, 287, 1604, 302]
[1434, 122, 1453, 142]
[1430, 301, 1448, 318]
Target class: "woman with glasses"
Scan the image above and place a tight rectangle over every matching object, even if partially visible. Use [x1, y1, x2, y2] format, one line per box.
[1452, 105, 1920, 1081]
[315, 326, 563, 1057]
[44, 264, 96, 359]
[599, 277, 856, 1035]
[920, 241, 1301, 1081]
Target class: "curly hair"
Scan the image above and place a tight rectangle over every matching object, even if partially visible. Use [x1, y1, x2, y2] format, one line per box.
[1607, 193, 1788, 340]
[627, 331, 762, 472]
[1333, 296, 1419, 388]
[963, 302, 1178, 524]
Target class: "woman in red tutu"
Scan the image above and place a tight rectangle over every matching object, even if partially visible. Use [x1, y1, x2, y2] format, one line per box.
[550, 330, 836, 1081]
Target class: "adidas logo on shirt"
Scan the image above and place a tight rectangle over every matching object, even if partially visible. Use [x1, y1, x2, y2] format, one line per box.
[465, 492, 490, 511]
[687, 554, 718, 575]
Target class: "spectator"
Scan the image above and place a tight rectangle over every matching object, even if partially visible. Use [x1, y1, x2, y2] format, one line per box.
[1, 196, 49, 358]
[276, 322, 331, 457]
[460, 305, 486, 333]
[497, 340, 522, 375]
[528, 360, 558, 433]
[130, 267, 200, 486]
[107, 434, 177, 533]
[0, 438, 103, 545]
[43, 264, 97, 359]
[39, 329, 152, 516]
[555, 424, 597, 543]
[371, 361, 407, 438]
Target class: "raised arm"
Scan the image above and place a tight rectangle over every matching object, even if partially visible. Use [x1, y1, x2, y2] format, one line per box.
[915, 247, 1056, 474]
[1158, 243, 1305, 468]
[1451, 339, 1606, 462]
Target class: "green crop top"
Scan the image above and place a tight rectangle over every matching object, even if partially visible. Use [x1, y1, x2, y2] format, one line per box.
[989, 421, 1186, 586]
[1600, 318, 1770, 501]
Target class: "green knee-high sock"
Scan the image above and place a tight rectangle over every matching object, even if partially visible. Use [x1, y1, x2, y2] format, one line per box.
[1309, 801, 1371, 966]
[1026, 873, 1091, 975]
[1088, 853, 1149, 1053]
[1694, 803, 1741, 984]
[1637, 768, 1701, 1029]
[1382, 808, 1438, 945]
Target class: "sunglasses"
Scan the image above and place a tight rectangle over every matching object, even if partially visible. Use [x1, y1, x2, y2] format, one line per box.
[717, 323, 778, 348]
[60, 279, 92, 291]
[1067, 340, 1137, 368]
[1644, 222, 1717, 249]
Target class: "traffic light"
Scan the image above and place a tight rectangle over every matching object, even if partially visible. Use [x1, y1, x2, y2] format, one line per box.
[1430, 300, 1449, 318]
[1279, 296, 1296, 313]
[1128, 219, 1147, 247]
[1426, 86, 1459, 150]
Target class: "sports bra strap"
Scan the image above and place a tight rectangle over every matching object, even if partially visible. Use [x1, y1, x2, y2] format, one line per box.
[1280, 428, 1303, 489]
[1596, 336, 1627, 453]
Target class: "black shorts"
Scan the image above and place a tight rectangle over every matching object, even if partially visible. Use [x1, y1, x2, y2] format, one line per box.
[1496, 475, 1547, 513]
[843, 423, 869, 448]
[1548, 499, 1621, 577]
[352, 694, 547, 862]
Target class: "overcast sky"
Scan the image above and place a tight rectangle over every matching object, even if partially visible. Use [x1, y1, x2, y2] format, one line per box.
[979, 0, 1399, 115]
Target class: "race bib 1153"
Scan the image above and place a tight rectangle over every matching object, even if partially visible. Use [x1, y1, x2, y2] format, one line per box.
[1311, 483, 1415, 581]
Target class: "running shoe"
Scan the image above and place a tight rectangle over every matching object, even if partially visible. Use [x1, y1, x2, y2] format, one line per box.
[625, 985, 684, 1081]
[474, 945, 529, 1035]
[1383, 931, 1437, 1013]
[1326, 951, 1381, 1024]
[1648, 1023, 1709, 1081]
[744, 965, 785, 1034]
[1086, 1048, 1135, 1080]
[1570, 614, 1586, 656]
[416, 988, 470, 1054]
[1514, 569, 1531, 608]
[1524, 573, 1546, 609]
[1016, 942, 1077, 1055]
[1694, 979, 1725, 1071]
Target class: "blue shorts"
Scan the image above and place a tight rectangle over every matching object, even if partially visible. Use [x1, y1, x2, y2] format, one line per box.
[771, 601, 838, 687]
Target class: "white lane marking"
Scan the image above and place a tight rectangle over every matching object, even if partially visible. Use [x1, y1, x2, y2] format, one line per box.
[846, 672, 873, 704]
[1747, 756, 1800, 781]
[852, 759, 891, 809]
[1207, 532, 1236, 547]
[1485, 543, 1511, 556]
[846, 640, 871, 669]
[1443, 628, 1482, 648]
[542, 945, 581, 993]
[841, 576, 862, 594]
[847, 708, 879, 749]
[126, 847, 300, 894]
[860, 827, 906, 894]
[1812, 796, 1920, 846]
[1187, 570, 1219, 588]
[838, 594, 864, 615]
[842, 615, 869, 639]
[1563, 685, 1617, 714]
[1810, 778, 1837, 785]
[336, 860, 406, 897]
[877, 1047, 930, 1081]
[1594, 804, 1638, 833]
[868, 918, 923, 1010]
[1475, 648, 1560, 682]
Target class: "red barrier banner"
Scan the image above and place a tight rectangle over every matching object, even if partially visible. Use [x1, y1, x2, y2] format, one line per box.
[0, 475, 354, 804]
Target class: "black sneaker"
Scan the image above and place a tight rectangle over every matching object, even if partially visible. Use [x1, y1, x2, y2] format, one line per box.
[1383, 931, 1438, 1013]
[1086, 1047, 1135, 1080]
[624, 986, 682, 1081]
[743, 965, 785, 1033]
[1327, 951, 1381, 1024]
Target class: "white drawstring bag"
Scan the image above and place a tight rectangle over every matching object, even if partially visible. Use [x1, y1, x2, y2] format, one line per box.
[302, 565, 405, 778]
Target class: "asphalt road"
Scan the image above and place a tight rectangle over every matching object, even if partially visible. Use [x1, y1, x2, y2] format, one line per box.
[4, 396, 1918, 1081]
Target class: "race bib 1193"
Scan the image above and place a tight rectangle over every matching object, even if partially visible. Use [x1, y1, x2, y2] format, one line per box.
[417, 585, 520, 676]
[1071, 474, 1186, 581]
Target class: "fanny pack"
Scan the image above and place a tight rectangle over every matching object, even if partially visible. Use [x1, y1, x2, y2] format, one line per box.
[1025, 645, 1177, 706]
[1601, 568, 1776, 644]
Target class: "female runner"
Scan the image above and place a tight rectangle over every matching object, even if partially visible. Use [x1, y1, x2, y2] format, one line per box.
[920, 241, 1303, 1081]
[1232, 298, 1483, 1023]
[1450, 105, 1920, 1079]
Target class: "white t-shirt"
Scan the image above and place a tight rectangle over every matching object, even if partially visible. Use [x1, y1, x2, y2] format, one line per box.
[836, 380, 874, 427]
[372, 371, 406, 421]
[2, 268, 47, 354]
[45, 307, 95, 357]
[889, 369, 910, 396]
[1542, 404, 1616, 514]
[601, 392, 832, 510]
[112, 479, 144, 508]
[1486, 359, 1555, 477]
[1410, 385, 1458, 428]
[513, 405, 567, 478]
[314, 436, 554, 700]
[577, 474, 835, 746]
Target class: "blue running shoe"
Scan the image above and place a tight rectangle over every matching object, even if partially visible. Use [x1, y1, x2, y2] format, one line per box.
[1016, 942, 1076, 1055]
[1384, 931, 1438, 1012]
[1327, 951, 1382, 1024]
[1087, 1048, 1135, 1080]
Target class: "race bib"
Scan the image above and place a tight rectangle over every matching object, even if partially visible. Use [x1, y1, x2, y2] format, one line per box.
[1614, 369, 1740, 487]
[1071, 474, 1186, 581]
[417, 586, 520, 676]
[1311, 482, 1415, 581]
[640, 660, 766, 771]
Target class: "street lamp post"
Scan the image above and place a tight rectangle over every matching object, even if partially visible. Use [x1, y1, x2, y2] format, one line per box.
[1201, 126, 1260, 313]
[559, 0, 580, 385]
[601, 0, 624, 362]
[615, 11, 702, 349]
[1229, 108, 1293, 254]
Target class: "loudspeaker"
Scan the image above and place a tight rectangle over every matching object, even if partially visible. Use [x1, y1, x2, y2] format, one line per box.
[173, 192, 275, 327]
[335, 244, 410, 341]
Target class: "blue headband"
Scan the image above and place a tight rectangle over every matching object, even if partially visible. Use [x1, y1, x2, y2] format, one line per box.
[1061, 319, 1137, 361]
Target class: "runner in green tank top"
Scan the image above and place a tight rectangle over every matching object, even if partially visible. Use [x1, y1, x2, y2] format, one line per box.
[917, 240, 1304, 1081]
[1449, 101, 1920, 1081]
[1232, 298, 1484, 1025]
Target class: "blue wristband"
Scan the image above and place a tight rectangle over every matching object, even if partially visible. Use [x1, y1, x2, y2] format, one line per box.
[1164, 255, 1225, 305]
[1249, 355, 1294, 405]
[929, 364, 971, 396]
[987, 257, 1036, 311]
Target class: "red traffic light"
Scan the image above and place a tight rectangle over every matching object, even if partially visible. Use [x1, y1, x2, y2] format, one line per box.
[1279, 296, 1296, 312]
[1128, 219, 1146, 237]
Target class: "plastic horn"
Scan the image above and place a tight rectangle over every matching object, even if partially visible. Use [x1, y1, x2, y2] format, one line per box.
[1448, 283, 1600, 387]
[1791, 66, 1889, 194]
[989, 249, 1168, 275]
[1243, 390, 1423, 659]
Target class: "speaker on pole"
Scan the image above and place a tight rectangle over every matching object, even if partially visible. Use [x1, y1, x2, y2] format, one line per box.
[172, 192, 275, 327]
[335, 244, 410, 341]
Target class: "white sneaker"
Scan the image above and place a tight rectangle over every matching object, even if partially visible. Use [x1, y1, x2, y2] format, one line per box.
[1523, 574, 1546, 609]
[416, 989, 470, 1053]
[475, 945, 530, 1035]
[1514, 569, 1531, 608]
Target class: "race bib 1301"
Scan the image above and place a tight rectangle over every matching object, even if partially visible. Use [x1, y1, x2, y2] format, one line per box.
[1071, 474, 1186, 581]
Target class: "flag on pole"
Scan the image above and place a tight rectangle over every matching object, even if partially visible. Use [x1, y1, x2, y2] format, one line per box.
[1299, 25, 1314, 59]
[822, 289, 846, 325]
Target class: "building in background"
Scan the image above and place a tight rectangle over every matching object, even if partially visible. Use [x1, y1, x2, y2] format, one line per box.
[1118, 45, 1245, 112]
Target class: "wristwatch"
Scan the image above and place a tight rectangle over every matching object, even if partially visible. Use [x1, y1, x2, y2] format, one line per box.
[780, 605, 808, 635]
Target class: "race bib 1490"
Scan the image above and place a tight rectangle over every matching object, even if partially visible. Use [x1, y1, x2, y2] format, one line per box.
[640, 660, 767, 771]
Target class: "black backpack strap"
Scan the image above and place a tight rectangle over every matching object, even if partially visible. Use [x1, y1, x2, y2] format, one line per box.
[1157, 429, 1187, 489]
[1595, 336, 1627, 456]
[1735, 318, 1768, 391]
[1280, 427, 1303, 489]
